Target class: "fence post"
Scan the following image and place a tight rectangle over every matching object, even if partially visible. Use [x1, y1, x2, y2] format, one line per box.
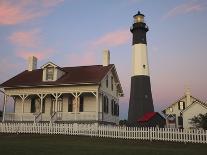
[150, 127, 152, 141]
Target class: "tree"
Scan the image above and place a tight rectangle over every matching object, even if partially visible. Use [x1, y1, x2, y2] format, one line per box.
[190, 113, 207, 130]
[119, 119, 128, 126]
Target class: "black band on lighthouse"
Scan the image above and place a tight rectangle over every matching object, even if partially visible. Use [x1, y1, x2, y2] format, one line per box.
[130, 23, 148, 45]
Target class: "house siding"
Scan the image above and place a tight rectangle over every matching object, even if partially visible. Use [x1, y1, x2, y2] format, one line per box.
[164, 96, 197, 128]
[183, 103, 207, 129]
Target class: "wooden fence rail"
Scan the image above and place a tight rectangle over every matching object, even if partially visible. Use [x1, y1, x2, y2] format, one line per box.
[0, 123, 206, 144]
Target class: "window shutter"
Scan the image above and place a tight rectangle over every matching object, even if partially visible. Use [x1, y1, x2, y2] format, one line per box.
[178, 101, 180, 110]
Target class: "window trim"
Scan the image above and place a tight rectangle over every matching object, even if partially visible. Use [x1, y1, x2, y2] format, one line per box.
[46, 67, 54, 81]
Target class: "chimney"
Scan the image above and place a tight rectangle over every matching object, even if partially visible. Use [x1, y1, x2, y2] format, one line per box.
[103, 49, 110, 66]
[28, 56, 37, 71]
[185, 87, 191, 106]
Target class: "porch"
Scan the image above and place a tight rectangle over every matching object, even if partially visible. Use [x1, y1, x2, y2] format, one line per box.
[2, 88, 101, 123]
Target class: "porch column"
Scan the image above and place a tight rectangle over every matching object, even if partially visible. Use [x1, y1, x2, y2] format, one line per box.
[20, 95, 28, 121]
[55, 94, 58, 112]
[38, 94, 47, 113]
[52, 93, 62, 113]
[92, 91, 99, 121]
[2, 94, 7, 122]
[72, 92, 81, 121]
[75, 95, 78, 120]
[96, 91, 99, 121]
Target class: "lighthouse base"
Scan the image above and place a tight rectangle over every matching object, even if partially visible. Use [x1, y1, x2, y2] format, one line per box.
[128, 75, 154, 125]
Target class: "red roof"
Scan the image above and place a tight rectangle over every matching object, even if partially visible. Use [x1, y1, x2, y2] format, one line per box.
[138, 112, 157, 122]
[0, 64, 114, 88]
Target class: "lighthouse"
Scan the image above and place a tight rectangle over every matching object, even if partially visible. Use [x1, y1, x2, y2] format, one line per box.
[128, 11, 154, 124]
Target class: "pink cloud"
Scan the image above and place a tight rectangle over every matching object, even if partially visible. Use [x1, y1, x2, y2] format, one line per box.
[90, 29, 130, 49]
[9, 29, 40, 48]
[0, 0, 64, 25]
[66, 51, 97, 67]
[16, 48, 55, 60]
[163, 1, 207, 19]
[65, 29, 130, 67]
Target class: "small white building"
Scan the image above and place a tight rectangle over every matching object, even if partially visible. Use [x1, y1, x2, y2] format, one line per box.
[181, 101, 207, 129]
[162, 89, 207, 128]
[0, 50, 124, 125]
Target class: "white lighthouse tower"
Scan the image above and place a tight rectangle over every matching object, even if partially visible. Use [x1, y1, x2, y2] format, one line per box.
[128, 11, 154, 124]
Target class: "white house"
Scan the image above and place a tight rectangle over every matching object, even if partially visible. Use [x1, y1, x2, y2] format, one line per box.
[162, 89, 207, 128]
[0, 50, 124, 125]
[181, 101, 207, 129]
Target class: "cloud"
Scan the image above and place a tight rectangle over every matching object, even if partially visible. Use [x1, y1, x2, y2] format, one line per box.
[89, 29, 130, 49]
[8, 29, 40, 48]
[16, 48, 55, 60]
[65, 29, 130, 67]
[163, 0, 207, 19]
[66, 51, 97, 67]
[8, 28, 56, 60]
[0, 0, 64, 25]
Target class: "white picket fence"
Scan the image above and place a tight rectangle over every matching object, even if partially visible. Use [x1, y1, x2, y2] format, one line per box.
[0, 123, 206, 144]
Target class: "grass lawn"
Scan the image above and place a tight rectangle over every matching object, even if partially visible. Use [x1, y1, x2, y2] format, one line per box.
[0, 134, 206, 155]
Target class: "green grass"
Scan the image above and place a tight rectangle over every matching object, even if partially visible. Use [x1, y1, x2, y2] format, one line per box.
[0, 134, 206, 155]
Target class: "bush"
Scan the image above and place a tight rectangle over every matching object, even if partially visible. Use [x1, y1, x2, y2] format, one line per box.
[190, 113, 207, 130]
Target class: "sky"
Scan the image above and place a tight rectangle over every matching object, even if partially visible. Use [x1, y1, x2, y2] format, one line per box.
[0, 0, 207, 119]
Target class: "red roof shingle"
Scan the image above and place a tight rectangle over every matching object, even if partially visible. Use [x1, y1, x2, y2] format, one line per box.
[0, 64, 114, 88]
[137, 112, 157, 122]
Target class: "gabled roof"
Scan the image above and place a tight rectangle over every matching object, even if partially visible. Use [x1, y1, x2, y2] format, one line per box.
[41, 62, 59, 68]
[0, 64, 115, 88]
[162, 95, 205, 114]
[181, 100, 207, 114]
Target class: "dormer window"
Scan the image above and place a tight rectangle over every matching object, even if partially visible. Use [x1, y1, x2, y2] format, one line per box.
[41, 62, 65, 82]
[46, 67, 54, 81]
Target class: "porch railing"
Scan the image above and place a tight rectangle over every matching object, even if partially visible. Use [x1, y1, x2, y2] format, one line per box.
[4, 113, 35, 122]
[3, 112, 110, 122]
[34, 113, 42, 123]
[56, 112, 97, 121]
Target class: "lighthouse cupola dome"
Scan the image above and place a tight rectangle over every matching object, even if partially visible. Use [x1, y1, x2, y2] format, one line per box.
[133, 11, 145, 23]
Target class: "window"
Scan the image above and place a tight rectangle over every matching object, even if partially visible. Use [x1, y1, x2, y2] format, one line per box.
[79, 96, 84, 112]
[111, 76, 114, 91]
[106, 75, 108, 88]
[111, 100, 114, 115]
[178, 101, 185, 110]
[46, 67, 54, 80]
[117, 104, 119, 116]
[106, 97, 109, 113]
[178, 116, 183, 127]
[42, 99, 45, 113]
[31, 97, 36, 113]
[103, 96, 109, 113]
[68, 97, 73, 112]
[169, 107, 173, 112]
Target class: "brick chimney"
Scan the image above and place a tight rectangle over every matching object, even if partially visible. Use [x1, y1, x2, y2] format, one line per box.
[28, 56, 37, 71]
[103, 49, 110, 66]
